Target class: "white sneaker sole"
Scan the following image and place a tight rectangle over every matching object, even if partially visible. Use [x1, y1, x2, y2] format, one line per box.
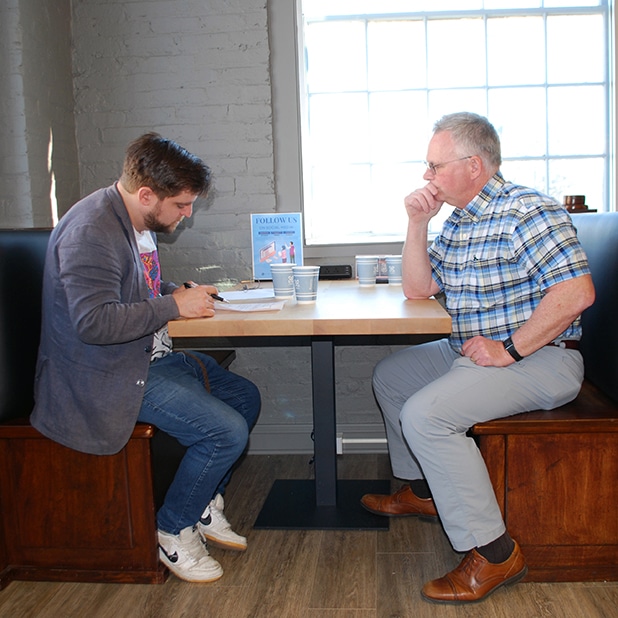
[200, 533, 247, 552]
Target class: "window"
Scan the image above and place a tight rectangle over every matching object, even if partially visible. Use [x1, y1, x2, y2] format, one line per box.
[297, 0, 614, 248]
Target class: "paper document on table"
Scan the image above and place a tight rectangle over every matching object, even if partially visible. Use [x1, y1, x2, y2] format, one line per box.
[222, 289, 275, 301]
[215, 300, 286, 312]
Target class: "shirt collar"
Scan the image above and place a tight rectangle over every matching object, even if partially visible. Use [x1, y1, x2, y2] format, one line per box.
[460, 172, 505, 222]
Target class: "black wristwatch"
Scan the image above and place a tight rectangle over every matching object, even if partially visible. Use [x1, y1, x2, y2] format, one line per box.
[503, 336, 524, 362]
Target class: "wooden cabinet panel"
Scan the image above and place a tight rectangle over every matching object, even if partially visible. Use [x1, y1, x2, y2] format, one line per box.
[477, 429, 618, 582]
[505, 434, 617, 547]
[0, 427, 166, 587]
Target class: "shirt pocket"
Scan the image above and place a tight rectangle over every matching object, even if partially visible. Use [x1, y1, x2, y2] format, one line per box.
[447, 249, 521, 310]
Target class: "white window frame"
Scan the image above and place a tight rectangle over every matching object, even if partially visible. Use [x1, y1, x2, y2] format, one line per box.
[268, 0, 617, 261]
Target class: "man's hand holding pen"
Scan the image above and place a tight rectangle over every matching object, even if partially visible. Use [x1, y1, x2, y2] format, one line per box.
[183, 281, 228, 302]
[173, 281, 225, 318]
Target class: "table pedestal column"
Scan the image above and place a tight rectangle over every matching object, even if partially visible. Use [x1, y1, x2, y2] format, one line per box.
[254, 337, 389, 530]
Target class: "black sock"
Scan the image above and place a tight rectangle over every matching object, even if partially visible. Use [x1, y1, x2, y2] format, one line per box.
[476, 532, 515, 564]
[409, 479, 432, 500]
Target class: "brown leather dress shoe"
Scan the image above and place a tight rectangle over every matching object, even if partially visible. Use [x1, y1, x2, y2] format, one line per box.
[421, 540, 527, 604]
[360, 485, 438, 520]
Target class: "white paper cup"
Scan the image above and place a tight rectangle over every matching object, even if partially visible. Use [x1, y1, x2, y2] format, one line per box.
[270, 263, 295, 298]
[292, 266, 320, 303]
[385, 255, 402, 285]
[355, 256, 378, 286]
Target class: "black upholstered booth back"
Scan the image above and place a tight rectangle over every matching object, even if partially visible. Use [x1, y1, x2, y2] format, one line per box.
[571, 212, 618, 404]
[0, 215, 616, 424]
[0, 229, 52, 422]
[0, 228, 184, 510]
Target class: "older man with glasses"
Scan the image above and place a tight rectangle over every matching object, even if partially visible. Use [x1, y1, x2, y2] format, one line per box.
[361, 112, 595, 604]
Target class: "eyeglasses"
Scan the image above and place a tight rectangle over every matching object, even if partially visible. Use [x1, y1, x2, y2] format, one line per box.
[424, 156, 473, 174]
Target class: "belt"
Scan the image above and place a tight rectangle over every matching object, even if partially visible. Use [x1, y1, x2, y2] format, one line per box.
[546, 340, 580, 350]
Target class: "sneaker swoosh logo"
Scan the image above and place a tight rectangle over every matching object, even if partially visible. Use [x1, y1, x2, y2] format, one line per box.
[159, 545, 179, 563]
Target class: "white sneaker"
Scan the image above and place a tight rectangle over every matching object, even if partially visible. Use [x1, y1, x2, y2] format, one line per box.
[158, 525, 223, 583]
[197, 494, 247, 552]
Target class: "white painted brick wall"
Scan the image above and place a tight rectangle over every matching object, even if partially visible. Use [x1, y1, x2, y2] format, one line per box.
[0, 0, 79, 226]
[1, 0, 397, 452]
[72, 0, 275, 284]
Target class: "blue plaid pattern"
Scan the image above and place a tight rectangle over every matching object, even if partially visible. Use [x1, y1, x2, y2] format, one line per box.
[429, 173, 590, 352]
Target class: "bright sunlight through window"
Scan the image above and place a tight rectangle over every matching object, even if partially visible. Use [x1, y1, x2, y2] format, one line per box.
[299, 0, 613, 246]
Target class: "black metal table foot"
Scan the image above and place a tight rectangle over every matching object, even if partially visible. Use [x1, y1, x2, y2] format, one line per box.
[253, 479, 391, 530]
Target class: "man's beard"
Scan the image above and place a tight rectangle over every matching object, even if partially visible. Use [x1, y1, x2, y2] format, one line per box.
[144, 208, 183, 234]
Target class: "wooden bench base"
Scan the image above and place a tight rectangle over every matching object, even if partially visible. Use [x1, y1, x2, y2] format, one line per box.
[0, 423, 166, 589]
[472, 380, 618, 582]
[0, 350, 235, 590]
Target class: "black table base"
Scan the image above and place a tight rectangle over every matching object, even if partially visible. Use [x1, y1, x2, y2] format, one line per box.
[254, 479, 390, 530]
[253, 337, 393, 530]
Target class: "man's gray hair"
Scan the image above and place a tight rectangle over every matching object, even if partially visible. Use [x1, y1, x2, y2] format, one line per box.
[434, 112, 502, 168]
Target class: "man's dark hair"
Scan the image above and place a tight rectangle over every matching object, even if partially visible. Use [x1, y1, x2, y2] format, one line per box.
[120, 132, 211, 197]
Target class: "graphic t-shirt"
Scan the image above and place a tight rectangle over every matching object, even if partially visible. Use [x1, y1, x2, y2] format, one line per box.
[134, 228, 173, 360]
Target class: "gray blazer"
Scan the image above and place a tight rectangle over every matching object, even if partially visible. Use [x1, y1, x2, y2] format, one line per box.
[31, 184, 180, 455]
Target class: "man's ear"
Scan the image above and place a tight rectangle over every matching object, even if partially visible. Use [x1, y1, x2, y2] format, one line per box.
[137, 186, 156, 206]
[469, 155, 483, 180]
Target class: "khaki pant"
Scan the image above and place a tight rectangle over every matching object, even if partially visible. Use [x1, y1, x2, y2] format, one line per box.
[372, 338, 584, 552]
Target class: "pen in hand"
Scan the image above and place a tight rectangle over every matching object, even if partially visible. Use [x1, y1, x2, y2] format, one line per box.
[183, 282, 229, 303]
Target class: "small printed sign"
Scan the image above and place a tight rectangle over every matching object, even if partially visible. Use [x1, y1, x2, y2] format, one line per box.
[250, 213, 303, 280]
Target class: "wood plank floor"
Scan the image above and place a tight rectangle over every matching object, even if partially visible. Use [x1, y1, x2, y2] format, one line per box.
[1, 453, 617, 617]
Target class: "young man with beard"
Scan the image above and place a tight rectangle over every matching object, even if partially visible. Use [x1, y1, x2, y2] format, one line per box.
[32, 133, 261, 583]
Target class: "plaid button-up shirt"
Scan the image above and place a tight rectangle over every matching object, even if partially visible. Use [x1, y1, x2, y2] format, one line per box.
[428, 173, 590, 352]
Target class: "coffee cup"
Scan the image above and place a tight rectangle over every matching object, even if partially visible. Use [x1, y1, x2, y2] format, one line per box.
[270, 263, 295, 298]
[385, 255, 402, 285]
[292, 266, 320, 303]
[355, 256, 378, 286]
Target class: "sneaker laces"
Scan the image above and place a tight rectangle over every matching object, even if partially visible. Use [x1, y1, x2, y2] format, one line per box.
[169, 526, 213, 567]
[201, 494, 233, 532]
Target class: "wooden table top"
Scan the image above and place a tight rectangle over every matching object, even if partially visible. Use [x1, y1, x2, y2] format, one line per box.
[168, 279, 451, 338]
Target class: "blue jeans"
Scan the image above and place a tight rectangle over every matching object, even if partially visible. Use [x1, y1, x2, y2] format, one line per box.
[138, 351, 261, 534]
